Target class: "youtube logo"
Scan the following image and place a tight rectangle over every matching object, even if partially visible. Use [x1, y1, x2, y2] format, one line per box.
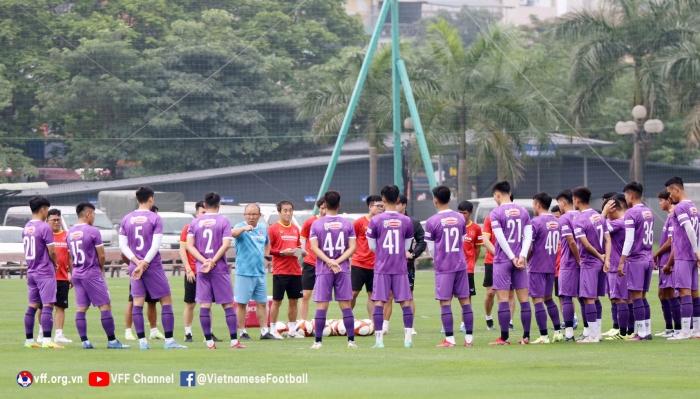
[88, 372, 110, 387]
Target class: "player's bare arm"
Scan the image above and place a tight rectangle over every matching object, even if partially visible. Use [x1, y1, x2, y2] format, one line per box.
[309, 238, 335, 271]
[578, 236, 603, 262]
[565, 235, 581, 265]
[482, 235, 495, 255]
[603, 232, 611, 272]
[654, 239, 671, 269]
[662, 249, 674, 275]
[334, 238, 357, 266]
[210, 238, 232, 267]
[96, 245, 106, 273]
[48, 244, 58, 271]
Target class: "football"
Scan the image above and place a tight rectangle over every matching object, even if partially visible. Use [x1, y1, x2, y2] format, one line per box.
[334, 319, 347, 336]
[276, 321, 289, 337]
[323, 320, 334, 337]
[355, 319, 374, 336]
[295, 320, 314, 338]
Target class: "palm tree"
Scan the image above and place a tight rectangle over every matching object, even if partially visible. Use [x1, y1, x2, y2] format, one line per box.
[661, 38, 700, 146]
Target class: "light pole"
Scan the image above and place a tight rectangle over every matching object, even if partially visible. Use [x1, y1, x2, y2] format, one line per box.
[615, 105, 664, 185]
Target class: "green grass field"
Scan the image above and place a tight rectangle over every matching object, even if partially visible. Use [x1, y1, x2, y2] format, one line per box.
[1, 272, 698, 398]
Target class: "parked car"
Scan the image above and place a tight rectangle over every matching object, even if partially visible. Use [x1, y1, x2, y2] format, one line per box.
[0, 226, 24, 254]
[469, 198, 536, 227]
[158, 212, 194, 250]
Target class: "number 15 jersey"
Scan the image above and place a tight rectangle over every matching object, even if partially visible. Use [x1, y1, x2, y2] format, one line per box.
[424, 210, 467, 274]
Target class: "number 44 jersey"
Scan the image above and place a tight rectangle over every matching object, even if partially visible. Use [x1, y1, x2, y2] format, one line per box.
[424, 210, 467, 274]
[624, 204, 655, 262]
[528, 214, 561, 273]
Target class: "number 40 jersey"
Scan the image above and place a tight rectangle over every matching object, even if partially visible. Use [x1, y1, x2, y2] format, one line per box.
[529, 214, 561, 273]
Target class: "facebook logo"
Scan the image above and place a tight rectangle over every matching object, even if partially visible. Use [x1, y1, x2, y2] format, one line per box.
[180, 371, 196, 387]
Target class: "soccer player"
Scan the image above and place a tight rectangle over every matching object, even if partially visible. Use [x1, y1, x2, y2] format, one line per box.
[425, 186, 474, 347]
[47, 208, 73, 344]
[654, 189, 680, 337]
[383, 194, 426, 335]
[67, 202, 129, 349]
[351, 195, 383, 318]
[23, 196, 62, 349]
[367, 185, 415, 348]
[488, 181, 533, 345]
[268, 200, 306, 339]
[572, 186, 610, 343]
[557, 189, 581, 342]
[551, 205, 561, 218]
[186, 192, 242, 349]
[457, 201, 482, 334]
[232, 203, 275, 340]
[299, 198, 326, 320]
[482, 214, 516, 331]
[601, 195, 629, 340]
[308, 190, 357, 349]
[120, 186, 186, 350]
[663, 176, 700, 340]
[600, 191, 618, 336]
[528, 192, 563, 344]
[615, 182, 655, 341]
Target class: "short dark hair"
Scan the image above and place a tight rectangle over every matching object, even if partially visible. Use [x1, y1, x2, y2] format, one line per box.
[29, 196, 50, 213]
[398, 194, 408, 205]
[150, 205, 158, 213]
[492, 181, 511, 195]
[665, 176, 684, 188]
[380, 185, 400, 203]
[365, 195, 382, 207]
[136, 186, 155, 204]
[324, 190, 341, 210]
[556, 189, 573, 204]
[316, 198, 325, 208]
[431, 185, 451, 205]
[277, 200, 294, 212]
[550, 205, 560, 213]
[623, 181, 643, 197]
[195, 200, 206, 211]
[204, 192, 220, 208]
[657, 189, 671, 200]
[76, 202, 95, 216]
[602, 192, 618, 202]
[572, 186, 592, 204]
[457, 200, 474, 212]
[533, 192, 552, 209]
[47, 208, 61, 218]
[613, 193, 628, 210]
[510, 193, 514, 201]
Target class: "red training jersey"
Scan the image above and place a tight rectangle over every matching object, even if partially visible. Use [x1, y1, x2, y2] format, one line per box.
[301, 216, 320, 266]
[352, 215, 374, 269]
[482, 216, 495, 265]
[268, 222, 302, 276]
[180, 225, 197, 272]
[463, 221, 483, 273]
[53, 230, 69, 281]
[555, 245, 562, 277]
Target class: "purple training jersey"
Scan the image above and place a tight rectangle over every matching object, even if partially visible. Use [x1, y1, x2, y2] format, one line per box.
[671, 200, 699, 261]
[188, 214, 232, 274]
[367, 211, 414, 275]
[22, 220, 55, 279]
[528, 214, 560, 273]
[574, 209, 605, 268]
[658, 216, 672, 267]
[607, 218, 625, 272]
[119, 210, 163, 267]
[66, 223, 104, 279]
[623, 204, 654, 262]
[310, 215, 356, 275]
[424, 210, 467, 274]
[559, 211, 580, 270]
[489, 203, 531, 264]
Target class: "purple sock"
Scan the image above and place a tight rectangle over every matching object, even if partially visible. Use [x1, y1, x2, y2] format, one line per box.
[611, 303, 619, 329]
[314, 309, 327, 342]
[594, 299, 602, 320]
[132, 305, 145, 339]
[224, 307, 237, 339]
[100, 310, 116, 341]
[441, 305, 453, 335]
[562, 296, 574, 327]
[402, 306, 413, 329]
[545, 299, 560, 329]
[681, 295, 693, 318]
[520, 302, 531, 338]
[76, 311, 88, 341]
[498, 301, 510, 340]
[617, 302, 629, 335]
[627, 303, 635, 334]
[669, 297, 682, 330]
[578, 297, 588, 328]
[693, 297, 700, 318]
[372, 305, 383, 334]
[534, 302, 548, 335]
[161, 304, 174, 339]
[585, 303, 596, 327]
[200, 308, 212, 339]
[24, 307, 37, 339]
[462, 304, 473, 334]
[660, 299, 672, 329]
[342, 308, 354, 340]
[633, 298, 645, 330]
[41, 306, 53, 338]
[642, 298, 650, 320]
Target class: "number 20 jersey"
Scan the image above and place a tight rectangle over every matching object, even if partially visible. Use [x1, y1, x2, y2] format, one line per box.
[424, 210, 467, 275]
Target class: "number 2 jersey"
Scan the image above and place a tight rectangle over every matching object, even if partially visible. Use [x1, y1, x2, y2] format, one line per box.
[623, 204, 654, 262]
[310, 215, 356, 275]
[424, 210, 467, 274]
[528, 214, 560, 274]
[119, 210, 163, 268]
[366, 211, 414, 275]
[489, 203, 531, 264]
[187, 214, 232, 274]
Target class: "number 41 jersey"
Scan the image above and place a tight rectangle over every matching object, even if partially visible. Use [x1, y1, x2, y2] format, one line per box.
[624, 204, 654, 262]
[424, 210, 467, 274]
[529, 214, 560, 273]
[367, 211, 414, 275]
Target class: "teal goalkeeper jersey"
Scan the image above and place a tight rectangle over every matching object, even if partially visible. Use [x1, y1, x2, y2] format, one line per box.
[233, 221, 269, 276]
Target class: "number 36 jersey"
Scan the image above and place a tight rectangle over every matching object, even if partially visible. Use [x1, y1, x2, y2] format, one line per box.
[119, 210, 163, 268]
[528, 214, 560, 273]
[424, 210, 467, 275]
[367, 211, 414, 275]
[624, 204, 654, 262]
[310, 215, 356, 275]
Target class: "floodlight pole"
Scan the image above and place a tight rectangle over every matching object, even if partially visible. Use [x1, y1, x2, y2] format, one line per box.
[391, 0, 404, 193]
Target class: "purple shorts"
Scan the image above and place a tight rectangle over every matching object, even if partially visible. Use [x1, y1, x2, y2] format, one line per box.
[372, 273, 413, 303]
[658, 266, 674, 289]
[129, 264, 171, 300]
[626, 260, 652, 292]
[196, 272, 234, 305]
[27, 275, 56, 305]
[492, 262, 528, 290]
[579, 267, 605, 299]
[314, 272, 352, 302]
[434, 270, 470, 300]
[607, 272, 628, 300]
[73, 277, 111, 308]
[529, 272, 554, 298]
[674, 260, 699, 290]
[558, 268, 580, 297]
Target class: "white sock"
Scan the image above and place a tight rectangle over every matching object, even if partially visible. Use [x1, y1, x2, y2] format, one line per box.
[485, 315, 493, 321]
[682, 317, 691, 334]
[185, 326, 192, 335]
[84, 340, 91, 345]
[289, 322, 296, 332]
[565, 327, 573, 338]
[260, 327, 268, 335]
[165, 337, 174, 344]
[596, 319, 602, 333]
[39, 328, 43, 336]
[636, 320, 644, 336]
[645, 319, 651, 336]
[109, 339, 116, 344]
[240, 328, 247, 334]
[150, 328, 158, 334]
[270, 323, 277, 332]
[56, 329, 63, 336]
[26, 338, 35, 344]
[230, 339, 238, 346]
[383, 320, 389, 331]
[692, 317, 700, 333]
[583, 326, 590, 337]
[139, 338, 148, 345]
[509, 319, 513, 325]
[125, 328, 132, 334]
[460, 322, 465, 329]
[446, 335, 456, 344]
[404, 328, 412, 343]
[375, 331, 384, 344]
[465, 334, 473, 344]
[207, 339, 214, 347]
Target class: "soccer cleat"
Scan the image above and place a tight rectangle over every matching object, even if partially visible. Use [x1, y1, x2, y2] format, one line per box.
[625, 334, 646, 341]
[509, 323, 516, 331]
[518, 337, 530, 345]
[185, 333, 193, 343]
[601, 328, 619, 337]
[271, 330, 284, 340]
[164, 341, 188, 349]
[563, 336, 576, 342]
[288, 332, 304, 339]
[464, 340, 473, 347]
[404, 341, 414, 348]
[576, 333, 588, 341]
[486, 319, 495, 331]
[207, 343, 217, 350]
[139, 342, 150, 350]
[604, 333, 624, 340]
[436, 339, 456, 347]
[125, 330, 136, 341]
[645, 334, 653, 341]
[260, 332, 281, 340]
[382, 329, 389, 335]
[573, 315, 579, 329]
[107, 340, 129, 349]
[459, 323, 466, 333]
[150, 330, 165, 340]
[42, 342, 64, 349]
[412, 329, 418, 335]
[576, 336, 600, 343]
[82, 342, 95, 349]
[24, 342, 41, 349]
[54, 335, 73, 344]
[348, 341, 358, 349]
[693, 331, 700, 339]
[488, 338, 510, 346]
[531, 337, 550, 344]
[372, 342, 385, 349]
[239, 332, 252, 341]
[552, 332, 564, 342]
[667, 332, 691, 340]
[211, 334, 223, 342]
[655, 330, 674, 338]
[231, 342, 246, 349]
[310, 342, 322, 349]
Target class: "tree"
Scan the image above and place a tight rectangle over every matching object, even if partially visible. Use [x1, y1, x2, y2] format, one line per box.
[0, 64, 35, 182]
[661, 37, 700, 148]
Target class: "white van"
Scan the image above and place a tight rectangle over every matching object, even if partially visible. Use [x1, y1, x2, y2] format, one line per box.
[4, 206, 119, 246]
[470, 198, 536, 227]
[158, 212, 194, 250]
